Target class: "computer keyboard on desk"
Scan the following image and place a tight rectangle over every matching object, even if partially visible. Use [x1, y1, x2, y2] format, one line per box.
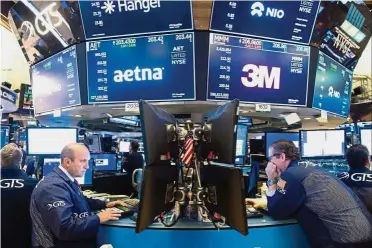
[123, 198, 140, 208]
[103, 206, 134, 218]
[246, 207, 263, 219]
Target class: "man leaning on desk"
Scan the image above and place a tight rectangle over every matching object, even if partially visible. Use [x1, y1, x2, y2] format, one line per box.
[30, 143, 125, 248]
[248, 140, 372, 248]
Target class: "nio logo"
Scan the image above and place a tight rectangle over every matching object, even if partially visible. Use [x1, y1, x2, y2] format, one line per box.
[113, 66, 164, 82]
[251, 2, 284, 19]
[241, 64, 281, 89]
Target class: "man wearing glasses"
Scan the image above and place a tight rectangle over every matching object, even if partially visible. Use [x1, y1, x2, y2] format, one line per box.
[265, 140, 372, 248]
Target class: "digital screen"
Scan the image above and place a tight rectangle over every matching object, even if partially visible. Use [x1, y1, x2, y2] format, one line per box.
[300, 130, 346, 158]
[8, 1, 84, 64]
[19, 84, 33, 111]
[238, 116, 252, 126]
[86, 32, 195, 103]
[207, 33, 309, 106]
[31, 45, 81, 114]
[211, 0, 320, 44]
[1, 126, 10, 149]
[312, 51, 353, 118]
[236, 125, 248, 157]
[119, 141, 131, 153]
[88, 134, 101, 153]
[91, 153, 117, 171]
[360, 129, 372, 155]
[265, 132, 299, 156]
[27, 128, 77, 155]
[79, 0, 193, 39]
[43, 158, 61, 177]
[310, 1, 372, 69]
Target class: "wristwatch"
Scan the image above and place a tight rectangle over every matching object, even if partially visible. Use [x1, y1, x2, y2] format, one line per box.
[266, 179, 278, 187]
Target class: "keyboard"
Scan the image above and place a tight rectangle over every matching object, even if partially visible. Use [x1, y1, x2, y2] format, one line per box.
[123, 198, 140, 208]
[246, 207, 263, 218]
[107, 206, 134, 218]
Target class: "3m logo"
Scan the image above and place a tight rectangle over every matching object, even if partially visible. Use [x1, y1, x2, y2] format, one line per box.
[241, 64, 281, 89]
[250, 2, 284, 19]
[113, 66, 164, 82]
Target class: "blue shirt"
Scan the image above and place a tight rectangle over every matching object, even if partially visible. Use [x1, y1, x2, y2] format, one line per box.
[30, 167, 105, 248]
[267, 162, 372, 247]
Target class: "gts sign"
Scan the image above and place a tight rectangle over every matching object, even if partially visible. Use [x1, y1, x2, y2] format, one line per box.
[241, 64, 281, 89]
[1, 179, 24, 188]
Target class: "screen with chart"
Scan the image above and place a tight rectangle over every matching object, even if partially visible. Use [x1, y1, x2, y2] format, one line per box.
[86, 32, 195, 103]
[207, 33, 309, 106]
[360, 129, 372, 155]
[312, 51, 353, 118]
[78, 0, 193, 39]
[92, 153, 117, 171]
[31, 45, 81, 114]
[265, 132, 299, 156]
[210, 0, 320, 44]
[300, 130, 346, 158]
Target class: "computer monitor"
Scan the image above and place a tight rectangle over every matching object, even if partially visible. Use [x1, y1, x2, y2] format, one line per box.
[101, 137, 113, 153]
[27, 128, 78, 155]
[88, 134, 101, 153]
[359, 128, 372, 155]
[91, 153, 117, 171]
[249, 139, 265, 155]
[265, 132, 299, 156]
[300, 129, 346, 159]
[1, 126, 10, 149]
[119, 141, 131, 153]
[43, 158, 61, 177]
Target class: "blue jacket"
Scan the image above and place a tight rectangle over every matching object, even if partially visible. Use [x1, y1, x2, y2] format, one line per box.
[1, 168, 37, 248]
[30, 167, 105, 248]
[267, 162, 372, 248]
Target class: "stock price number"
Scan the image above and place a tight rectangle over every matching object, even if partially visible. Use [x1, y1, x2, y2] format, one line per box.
[176, 33, 193, 42]
[114, 38, 136, 48]
[148, 35, 164, 44]
[272, 42, 286, 50]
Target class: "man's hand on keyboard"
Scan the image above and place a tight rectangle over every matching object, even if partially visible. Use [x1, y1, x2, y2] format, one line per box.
[245, 198, 268, 209]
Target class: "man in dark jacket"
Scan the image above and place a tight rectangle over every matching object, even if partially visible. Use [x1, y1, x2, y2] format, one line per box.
[1, 143, 38, 248]
[30, 143, 124, 248]
[122, 141, 144, 191]
[339, 144, 372, 213]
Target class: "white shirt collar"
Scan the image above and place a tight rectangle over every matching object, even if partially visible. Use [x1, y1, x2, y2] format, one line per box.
[58, 165, 75, 182]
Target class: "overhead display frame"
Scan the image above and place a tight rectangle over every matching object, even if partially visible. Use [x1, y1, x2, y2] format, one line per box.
[86, 32, 196, 104]
[78, 0, 194, 40]
[210, 0, 320, 45]
[207, 33, 310, 106]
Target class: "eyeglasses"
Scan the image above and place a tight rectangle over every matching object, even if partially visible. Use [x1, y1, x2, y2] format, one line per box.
[267, 153, 281, 162]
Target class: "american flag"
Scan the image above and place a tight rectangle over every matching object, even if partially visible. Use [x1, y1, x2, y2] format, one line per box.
[182, 137, 194, 166]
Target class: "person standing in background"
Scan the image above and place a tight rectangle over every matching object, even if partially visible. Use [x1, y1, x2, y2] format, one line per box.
[1, 143, 38, 248]
[122, 141, 144, 195]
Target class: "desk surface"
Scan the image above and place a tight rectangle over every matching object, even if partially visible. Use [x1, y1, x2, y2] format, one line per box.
[102, 214, 297, 230]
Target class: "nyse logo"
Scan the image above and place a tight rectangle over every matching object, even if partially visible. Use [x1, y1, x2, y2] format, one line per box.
[114, 66, 164, 82]
[0, 179, 24, 189]
[101, 0, 160, 14]
[251, 2, 284, 19]
[241, 64, 281, 89]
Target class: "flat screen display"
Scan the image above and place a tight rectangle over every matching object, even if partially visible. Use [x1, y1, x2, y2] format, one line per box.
[8, 0, 84, 64]
[236, 125, 248, 157]
[207, 33, 309, 106]
[43, 158, 61, 176]
[31, 45, 81, 114]
[27, 128, 77, 155]
[312, 51, 353, 118]
[79, 0, 193, 39]
[1, 126, 10, 149]
[86, 32, 195, 103]
[265, 132, 299, 156]
[310, 1, 372, 69]
[19, 84, 33, 111]
[360, 129, 372, 155]
[210, 0, 320, 44]
[300, 130, 346, 158]
[88, 134, 101, 153]
[91, 153, 117, 171]
[119, 141, 131, 153]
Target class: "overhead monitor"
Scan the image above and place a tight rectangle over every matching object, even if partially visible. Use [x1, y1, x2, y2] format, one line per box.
[8, 1, 85, 64]
[1, 126, 10, 149]
[300, 129, 346, 159]
[119, 141, 131, 153]
[360, 128, 372, 155]
[18, 84, 33, 111]
[78, 0, 193, 39]
[207, 33, 309, 106]
[265, 132, 299, 156]
[27, 128, 78, 155]
[86, 32, 195, 103]
[91, 153, 117, 171]
[210, 0, 320, 44]
[236, 125, 248, 157]
[312, 51, 353, 118]
[31, 45, 81, 114]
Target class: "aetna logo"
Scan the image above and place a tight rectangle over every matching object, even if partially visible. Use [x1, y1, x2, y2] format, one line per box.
[241, 64, 281, 89]
[250, 2, 284, 19]
[114, 66, 163, 82]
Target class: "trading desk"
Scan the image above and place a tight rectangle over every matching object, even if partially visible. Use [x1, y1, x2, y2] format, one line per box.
[97, 215, 309, 248]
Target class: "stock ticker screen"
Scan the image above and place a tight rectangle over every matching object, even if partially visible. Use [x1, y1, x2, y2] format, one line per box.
[31, 45, 81, 114]
[312, 51, 353, 118]
[86, 32, 195, 103]
[78, 0, 193, 39]
[210, 0, 320, 44]
[207, 33, 309, 106]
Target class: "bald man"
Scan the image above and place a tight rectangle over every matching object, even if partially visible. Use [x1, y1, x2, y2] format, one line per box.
[30, 143, 124, 248]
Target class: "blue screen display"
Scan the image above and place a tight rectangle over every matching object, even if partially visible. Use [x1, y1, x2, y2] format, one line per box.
[43, 158, 61, 177]
[312, 51, 353, 118]
[265, 132, 299, 156]
[1, 126, 10, 149]
[210, 0, 320, 44]
[31, 46, 81, 114]
[86, 33, 195, 103]
[207, 33, 309, 106]
[236, 125, 248, 157]
[91, 154, 117, 171]
[79, 0, 193, 39]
